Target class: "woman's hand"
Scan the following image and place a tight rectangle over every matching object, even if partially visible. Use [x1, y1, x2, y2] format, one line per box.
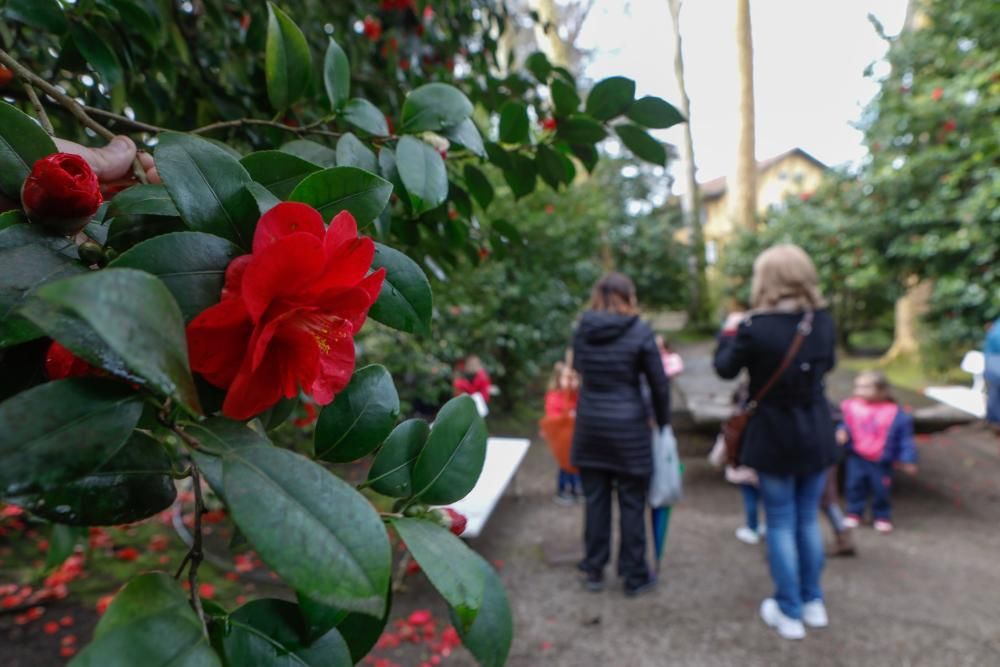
[721, 312, 745, 335]
[836, 428, 849, 446]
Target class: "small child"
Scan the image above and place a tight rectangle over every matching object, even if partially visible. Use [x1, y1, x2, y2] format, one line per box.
[453, 355, 492, 416]
[838, 371, 919, 534]
[540, 362, 581, 506]
[656, 335, 685, 378]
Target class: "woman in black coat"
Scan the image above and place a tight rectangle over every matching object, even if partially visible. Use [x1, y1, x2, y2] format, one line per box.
[714, 244, 838, 640]
[571, 272, 670, 597]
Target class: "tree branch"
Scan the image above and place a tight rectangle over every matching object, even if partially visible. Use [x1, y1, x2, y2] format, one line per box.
[21, 83, 53, 135]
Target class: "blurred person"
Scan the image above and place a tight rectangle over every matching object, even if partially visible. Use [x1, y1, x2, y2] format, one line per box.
[453, 354, 491, 416]
[656, 334, 685, 378]
[540, 361, 581, 506]
[985, 317, 1000, 433]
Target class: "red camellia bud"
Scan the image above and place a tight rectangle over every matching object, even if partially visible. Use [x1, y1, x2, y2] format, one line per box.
[21, 153, 102, 236]
[931, 87, 943, 101]
[363, 16, 382, 41]
[942, 119, 957, 133]
[442, 508, 467, 536]
[0, 65, 13, 87]
[541, 117, 558, 131]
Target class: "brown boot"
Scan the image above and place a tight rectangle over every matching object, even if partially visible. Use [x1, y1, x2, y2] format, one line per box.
[832, 528, 857, 557]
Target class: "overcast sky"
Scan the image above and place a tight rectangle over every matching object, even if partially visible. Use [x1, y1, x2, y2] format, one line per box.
[575, 0, 909, 187]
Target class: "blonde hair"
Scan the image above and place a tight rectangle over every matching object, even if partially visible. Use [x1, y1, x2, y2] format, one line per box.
[548, 362, 567, 391]
[590, 272, 638, 315]
[750, 244, 826, 310]
[855, 370, 894, 402]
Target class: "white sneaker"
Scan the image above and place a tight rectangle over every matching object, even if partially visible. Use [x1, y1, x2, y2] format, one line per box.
[842, 515, 860, 529]
[760, 599, 806, 640]
[802, 600, 829, 628]
[757, 524, 767, 537]
[735, 526, 760, 545]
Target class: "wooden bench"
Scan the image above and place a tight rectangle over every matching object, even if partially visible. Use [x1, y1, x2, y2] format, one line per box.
[443, 437, 530, 538]
[924, 351, 986, 418]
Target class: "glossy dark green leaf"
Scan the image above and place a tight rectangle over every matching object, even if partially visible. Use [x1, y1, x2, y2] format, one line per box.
[4, 0, 67, 33]
[297, 588, 391, 662]
[536, 144, 570, 189]
[0, 100, 57, 201]
[411, 395, 487, 505]
[70, 22, 123, 86]
[401, 83, 473, 133]
[265, 2, 311, 111]
[615, 124, 667, 166]
[450, 557, 512, 667]
[323, 37, 351, 110]
[43, 524, 84, 571]
[223, 441, 391, 616]
[107, 184, 179, 218]
[368, 243, 433, 335]
[441, 118, 485, 157]
[499, 101, 530, 144]
[392, 518, 485, 630]
[335, 133, 377, 173]
[550, 79, 580, 117]
[556, 115, 608, 145]
[367, 419, 430, 497]
[289, 167, 393, 225]
[315, 365, 400, 462]
[108, 232, 241, 322]
[69, 573, 221, 667]
[626, 95, 685, 129]
[524, 51, 552, 82]
[23, 269, 201, 413]
[343, 99, 389, 137]
[484, 142, 511, 171]
[281, 140, 337, 168]
[376, 147, 406, 205]
[503, 153, 537, 200]
[396, 136, 448, 213]
[0, 210, 26, 232]
[106, 214, 186, 253]
[463, 165, 494, 210]
[246, 182, 281, 216]
[449, 182, 473, 219]
[492, 219, 523, 245]
[0, 378, 142, 499]
[155, 132, 258, 250]
[571, 143, 600, 172]
[585, 76, 636, 121]
[241, 151, 321, 200]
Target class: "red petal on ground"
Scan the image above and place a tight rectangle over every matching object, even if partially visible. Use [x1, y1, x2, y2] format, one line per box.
[541, 640, 554, 650]
[27, 606, 44, 620]
[59, 615, 74, 627]
[408, 609, 432, 626]
[199, 583, 215, 598]
[96, 595, 114, 615]
[60, 646, 77, 658]
[43, 621, 60, 634]
[61, 634, 77, 646]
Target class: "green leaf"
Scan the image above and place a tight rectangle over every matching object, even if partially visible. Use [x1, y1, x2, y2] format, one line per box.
[376, 148, 406, 205]
[484, 142, 511, 171]
[571, 143, 599, 172]
[106, 215, 186, 254]
[615, 124, 667, 166]
[69, 573, 221, 667]
[556, 115, 608, 144]
[626, 96, 685, 129]
[23, 269, 201, 413]
[536, 144, 571, 189]
[524, 51, 552, 82]
[368, 243, 433, 334]
[0, 100, 57, 201]
[296, 589, 391, 662]
[499, 101, 530, 144]
[107, 184, 179, 218]
[401, 83, 473, 133]
[13, 431, 176, 526]
[585, 76, 636, 121]
[223, 440, 391, 616]
[396, 136, 448, 213]
[70, 22, 123, 86]
[411, 395, 487, 505]
[0, 378, 142, 497]
[0, 210, 26, 232]
[441, 119, 485, 157]
[367, 419, 430, 497]
[0, 225, 84, 348]
[342, 99, 389, 137]
[450, 557, 512, 667]
[4, 0, 67, 33]
[280, 140, 337, 168]
[463, 165, 494, 209]
[246, 181, 281, 216]
[289, 167, 393, 225]
[551, 79, 581, 117]
[335, 133, 377, 174]
[503, 153, 537, 200]
[265, 2, 311, 111]
[108, 232, 242, 322]
[44, 524, 84, 571]
[391, 518, 486, 630]
[492, 219, 523, 245]
[314, 365, 400, 462]
[241, 151, 321, 200]
[155, 132, 258, 250]
[323, 37, 351, 110]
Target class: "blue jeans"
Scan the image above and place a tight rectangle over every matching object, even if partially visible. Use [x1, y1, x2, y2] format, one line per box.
[987, 383, 1000, 425]
[739, 483, 760, 531]
[558, 470, 581, 495]
[758, 470, 828, 620]
[845, 455, 893, 520]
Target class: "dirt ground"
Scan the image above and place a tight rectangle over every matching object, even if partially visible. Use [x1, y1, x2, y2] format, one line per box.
[455, 424, 1000, 667]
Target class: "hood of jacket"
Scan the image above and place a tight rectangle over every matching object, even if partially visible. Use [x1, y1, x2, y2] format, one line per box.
[578, 310, 639, 344]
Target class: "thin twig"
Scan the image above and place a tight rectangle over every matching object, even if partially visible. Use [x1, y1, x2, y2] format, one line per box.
[22, 83, 53, 135]
[192, 116, 343, 139]
[82, 106, 167, 134]
[188, 464, 207, 631]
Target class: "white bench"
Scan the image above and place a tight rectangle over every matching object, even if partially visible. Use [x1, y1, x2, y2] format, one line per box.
[443, 437, 530, 538]
[924, 350, 986, 418]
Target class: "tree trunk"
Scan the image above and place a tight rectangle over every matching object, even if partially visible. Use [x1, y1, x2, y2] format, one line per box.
[532, 0, 572, 67]
[731, 0, 757, 231]
[667, 0, 711, 326]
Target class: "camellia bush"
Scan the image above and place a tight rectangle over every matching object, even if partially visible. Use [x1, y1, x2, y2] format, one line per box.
[0, 1, 684, 665]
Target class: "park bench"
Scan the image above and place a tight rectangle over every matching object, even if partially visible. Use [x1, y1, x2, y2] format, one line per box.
[923, 350, 986, 419]
[443, 436, 531, 538]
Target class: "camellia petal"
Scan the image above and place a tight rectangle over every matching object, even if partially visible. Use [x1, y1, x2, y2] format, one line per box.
[221, 255, 253, 300]
[187, 299, 254, 387]
[309, 328, 357, 405]
[253, 201, 326, 254]
[241, 233, 325, 322]
[324, 210, 360, 254]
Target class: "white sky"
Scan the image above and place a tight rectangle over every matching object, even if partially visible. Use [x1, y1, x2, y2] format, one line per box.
[575, 0, 909, 188]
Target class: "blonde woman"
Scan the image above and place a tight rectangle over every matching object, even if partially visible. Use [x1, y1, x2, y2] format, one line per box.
[714, 244, 838, 640]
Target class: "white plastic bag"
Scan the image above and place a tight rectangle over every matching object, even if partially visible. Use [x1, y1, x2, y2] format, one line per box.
[471, 392, 489, 418]
[649, 425, 682, 507]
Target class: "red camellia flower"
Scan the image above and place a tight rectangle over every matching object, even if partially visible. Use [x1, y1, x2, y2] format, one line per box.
[186, 202, 385, 420]
[363, 15, 382, 41]
[0, 65, 13, 87]
[541, 117, 558, 131]
[942, 118, 957, 133]
[931, 86, 943, 101]
[45, 341, 97, 380]
[21, 153, 102, 235]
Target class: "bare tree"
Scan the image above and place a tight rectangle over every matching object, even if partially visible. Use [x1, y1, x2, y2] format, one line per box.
[731, 0, 757, 231]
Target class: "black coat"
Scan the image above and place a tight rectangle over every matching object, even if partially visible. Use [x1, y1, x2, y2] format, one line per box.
[571, 312, 670, 476]
[714, 308, 838, 477]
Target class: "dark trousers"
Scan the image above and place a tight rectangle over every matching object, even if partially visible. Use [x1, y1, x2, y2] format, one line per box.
[579, 467, 651, 588]
[845, 454, 893, 520]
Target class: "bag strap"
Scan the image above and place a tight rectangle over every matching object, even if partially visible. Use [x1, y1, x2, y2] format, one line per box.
[747, 311, 814, 413]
